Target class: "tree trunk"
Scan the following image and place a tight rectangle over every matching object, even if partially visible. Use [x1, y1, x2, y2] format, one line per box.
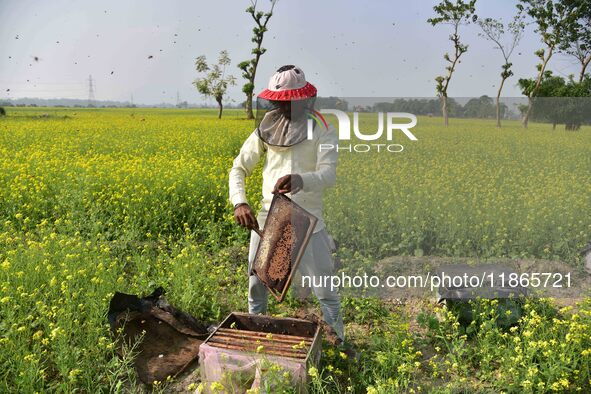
[441, 96, 448, 127]
[565, 123, 581, 131]
[580, 54, 591, 83]
[523, 47, 553, 129]
[523, 97, 532, 128]
[245, 95, 254, 119]
[245, 59, 259, 120]
[216, 97, 223, 119]
[244, 50, 262, 120]
[496, 77, 506, 128]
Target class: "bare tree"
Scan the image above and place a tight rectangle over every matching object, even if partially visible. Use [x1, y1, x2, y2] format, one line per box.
[517, 0, 577, 128]
[193, 50, 236, 119]
[238, 0, 277, 120]
[428, 0, 477, 127]
[478, 15, 525, 127]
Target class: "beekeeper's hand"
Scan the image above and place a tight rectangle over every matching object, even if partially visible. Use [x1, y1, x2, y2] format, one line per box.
[273, 174, 303, 195]
[234, 203, 259, 230]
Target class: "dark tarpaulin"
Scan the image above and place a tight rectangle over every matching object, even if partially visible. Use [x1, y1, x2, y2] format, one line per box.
[108, 287, 209, 384]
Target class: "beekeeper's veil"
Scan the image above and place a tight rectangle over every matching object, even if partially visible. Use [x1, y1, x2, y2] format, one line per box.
[255, 65, 317, 148]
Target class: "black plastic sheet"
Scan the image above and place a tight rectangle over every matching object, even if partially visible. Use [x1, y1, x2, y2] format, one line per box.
[108, 287, 209, 385]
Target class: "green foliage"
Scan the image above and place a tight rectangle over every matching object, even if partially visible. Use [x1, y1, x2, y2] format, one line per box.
[501, 61, 514, 79]
[0, 107, 5, 116]
[428, 0, 477, 124]
[242, 81, 255, 95]
[518, 72, 591, 128]
[193, 51, 235, 98]
[418, 298, 591, 392]
[358, 316, 420, 392]
[516, 0, 576, 47]
[237, 60, 251, 72]
[193, 50, 236, 118]
[427, 0, 477, 26]
[238, 0, 277, 118]
[560, 0, 591, 49]
[342, 297, 390, 325]
[372, 98, 465, 118]
[519, 70, 563, 97]
[462, 95, 505, 119]
[517, 0, 580, 98]
[559, 0, 591, 81]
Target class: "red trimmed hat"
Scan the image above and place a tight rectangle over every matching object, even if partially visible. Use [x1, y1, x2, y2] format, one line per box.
[257, 65, 317, 101]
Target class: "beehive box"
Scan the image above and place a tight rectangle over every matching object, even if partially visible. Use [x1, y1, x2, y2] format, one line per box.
[198, 312, 322, 393]
[251, 194, 317, 302]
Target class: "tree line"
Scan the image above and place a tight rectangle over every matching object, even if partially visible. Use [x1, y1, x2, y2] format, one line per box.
[190, 0, 590, 130]
[371, 97, 509, 120]
[429, 0, 590, 129]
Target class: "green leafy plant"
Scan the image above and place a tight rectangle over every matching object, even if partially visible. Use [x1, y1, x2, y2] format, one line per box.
[193, 50, 236, 119]
[238, 0, 277, 119]
[516, 0, 579, 127]
[428, 0, 478, 127]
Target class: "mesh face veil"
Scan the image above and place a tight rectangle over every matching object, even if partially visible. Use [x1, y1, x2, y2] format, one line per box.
[255, 97, 316, 147]
[255, 65, 318, 147]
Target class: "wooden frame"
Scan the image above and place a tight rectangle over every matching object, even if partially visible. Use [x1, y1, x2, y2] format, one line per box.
[251, 194, 318, 302]
[203, 312, 322, 364]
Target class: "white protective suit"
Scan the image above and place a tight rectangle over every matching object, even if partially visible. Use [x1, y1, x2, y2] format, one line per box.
[228, 122, 344, 340]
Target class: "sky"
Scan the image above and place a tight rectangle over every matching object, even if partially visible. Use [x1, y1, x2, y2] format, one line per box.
[0, 0, 583, 105]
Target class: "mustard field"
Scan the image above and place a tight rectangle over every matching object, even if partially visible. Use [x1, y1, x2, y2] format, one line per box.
[1, 107, 590, 392]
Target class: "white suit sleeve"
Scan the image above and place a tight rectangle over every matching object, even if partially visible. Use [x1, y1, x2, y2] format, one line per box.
[299, 125, 338, 192]
[229, 131, 265, 206]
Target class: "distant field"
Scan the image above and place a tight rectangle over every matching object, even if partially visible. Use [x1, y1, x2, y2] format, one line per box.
[1, 107, 588, 262]
[328, 112, 590, 264]
[1, 107, 590, 392]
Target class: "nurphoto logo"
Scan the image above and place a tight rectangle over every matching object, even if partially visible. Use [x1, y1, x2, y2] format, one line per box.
[307, 110, 418, 153]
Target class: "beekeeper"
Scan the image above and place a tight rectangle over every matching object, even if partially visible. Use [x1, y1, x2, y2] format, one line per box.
[229, 65, 344, 341]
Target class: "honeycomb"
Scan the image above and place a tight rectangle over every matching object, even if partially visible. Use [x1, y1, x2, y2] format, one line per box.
[252, 195, 315, 295]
